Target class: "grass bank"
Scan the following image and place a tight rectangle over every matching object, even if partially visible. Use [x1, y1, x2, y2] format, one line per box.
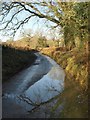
[2, 43, 37, 82]
[41, 47, 88, 118]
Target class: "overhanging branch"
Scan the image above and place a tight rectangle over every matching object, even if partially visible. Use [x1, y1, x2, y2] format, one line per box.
[12, 2, 60, 25]
[0, 1, 63, 37]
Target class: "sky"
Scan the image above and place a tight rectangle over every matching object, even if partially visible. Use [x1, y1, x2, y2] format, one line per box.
[0, 13, 58, 41]
[0, 0, 61, 42]
[0, 0, 87, 42]
[0, 0, 88, 2]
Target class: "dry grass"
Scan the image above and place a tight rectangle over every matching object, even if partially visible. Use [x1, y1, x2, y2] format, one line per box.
[41, 47, 88, 118]
[2, 40, 88, 117]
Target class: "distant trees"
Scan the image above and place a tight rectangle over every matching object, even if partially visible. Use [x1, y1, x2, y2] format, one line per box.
[0, 1, 89, 51]
[37, 36, 49, 49]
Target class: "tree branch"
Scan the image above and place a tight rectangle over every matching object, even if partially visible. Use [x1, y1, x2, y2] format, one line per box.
[0, 1, 63, 37]
[12, 2, 60, 25]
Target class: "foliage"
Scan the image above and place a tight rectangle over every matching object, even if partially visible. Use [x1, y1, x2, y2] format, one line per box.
[0, 1, 89, 51]
[41, 47, 88, 118]
[0, 1, 89, 118]
[36, 36, 49, 49]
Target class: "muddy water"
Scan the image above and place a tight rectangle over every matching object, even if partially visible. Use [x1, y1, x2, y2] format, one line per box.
[2, 53, 65, 118]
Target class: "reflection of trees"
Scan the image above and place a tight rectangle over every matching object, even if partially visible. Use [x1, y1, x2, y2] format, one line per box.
[45, 82, 63, 94]
[18, 80, 63, 107]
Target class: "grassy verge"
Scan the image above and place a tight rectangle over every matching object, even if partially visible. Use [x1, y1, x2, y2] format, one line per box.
[41, 47, 88, 118]
[2, 44, 37, 82]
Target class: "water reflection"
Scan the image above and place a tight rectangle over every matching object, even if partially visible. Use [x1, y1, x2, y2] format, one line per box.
[2, 54, 65, 118]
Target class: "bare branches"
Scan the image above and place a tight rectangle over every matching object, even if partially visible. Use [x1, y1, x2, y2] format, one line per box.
[16, 14, 35, 30]
[18, 94, 39, 106]
[0, 1, 63, 38]
[11, 1, 60, 24]
[0, 8, 24, 30]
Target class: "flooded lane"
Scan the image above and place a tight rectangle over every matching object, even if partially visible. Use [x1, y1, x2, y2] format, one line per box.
[3, 53, 52, 94]
[2, 53, 65, 118]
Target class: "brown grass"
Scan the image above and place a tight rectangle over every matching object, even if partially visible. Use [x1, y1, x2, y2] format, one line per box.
[41, 47, 88, 118]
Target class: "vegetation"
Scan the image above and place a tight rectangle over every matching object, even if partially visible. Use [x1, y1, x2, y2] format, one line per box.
[41, 46, 88, 118]
[2, 43, 37, 82]
[0, 2, 89, 51]
[0, 1, 89, 118]
[36, 36, 49, 49]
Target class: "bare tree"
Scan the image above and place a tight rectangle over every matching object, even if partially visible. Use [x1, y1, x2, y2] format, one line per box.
[0, 1, 61, 37]
[0, 1, 88, 49]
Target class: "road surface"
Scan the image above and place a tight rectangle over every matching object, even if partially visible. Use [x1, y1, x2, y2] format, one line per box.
[2, 52, 65, 118]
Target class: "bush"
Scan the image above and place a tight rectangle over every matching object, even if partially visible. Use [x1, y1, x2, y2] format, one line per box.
[41, 47, 88, 118]
[37, 36, 49, 48]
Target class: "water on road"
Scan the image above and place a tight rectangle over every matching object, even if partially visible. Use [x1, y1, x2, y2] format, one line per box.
[2, 53, 65, 118]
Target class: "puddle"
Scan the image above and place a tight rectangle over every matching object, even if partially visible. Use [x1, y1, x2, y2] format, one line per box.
[2, 53, 65, 118]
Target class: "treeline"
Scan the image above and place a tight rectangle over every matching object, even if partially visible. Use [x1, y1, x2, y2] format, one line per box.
[1, 2, 89, 52]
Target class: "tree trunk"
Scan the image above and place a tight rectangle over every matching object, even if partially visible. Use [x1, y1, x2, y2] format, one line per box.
[64, 24, 75, 51]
